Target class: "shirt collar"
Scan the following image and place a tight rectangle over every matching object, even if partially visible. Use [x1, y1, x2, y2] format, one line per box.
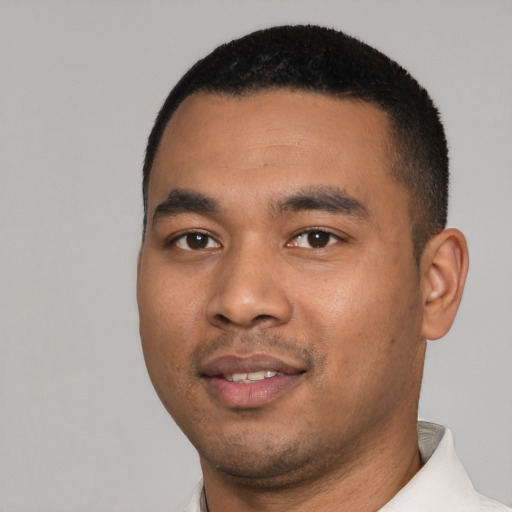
[379, 421, 499, 511]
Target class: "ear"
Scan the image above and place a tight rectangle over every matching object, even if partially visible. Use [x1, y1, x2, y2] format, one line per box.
[420, 228, 469, 340]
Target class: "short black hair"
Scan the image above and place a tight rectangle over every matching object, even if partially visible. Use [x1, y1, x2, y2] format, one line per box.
[142, 25, 448, 260]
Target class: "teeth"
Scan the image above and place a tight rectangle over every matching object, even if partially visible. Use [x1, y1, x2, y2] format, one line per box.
[225, 370, 278, 383]
[247, 371, 266, 381]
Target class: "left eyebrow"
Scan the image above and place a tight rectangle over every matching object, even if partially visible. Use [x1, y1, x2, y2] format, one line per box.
[272, 186, 369, 219]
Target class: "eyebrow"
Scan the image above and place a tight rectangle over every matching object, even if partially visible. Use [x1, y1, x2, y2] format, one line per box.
[273, 186, 369, 219]
[152, 189, 221, 226]
[152, 185, 368, 227]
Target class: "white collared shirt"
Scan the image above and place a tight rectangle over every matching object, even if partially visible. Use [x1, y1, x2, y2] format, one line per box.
[182, 421, 511, 512]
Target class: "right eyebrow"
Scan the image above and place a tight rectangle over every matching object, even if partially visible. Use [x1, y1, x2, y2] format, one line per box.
[152, 189, 221, 226]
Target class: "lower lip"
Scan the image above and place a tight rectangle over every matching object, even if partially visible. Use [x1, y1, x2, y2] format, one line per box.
[202, 374, 302, 408]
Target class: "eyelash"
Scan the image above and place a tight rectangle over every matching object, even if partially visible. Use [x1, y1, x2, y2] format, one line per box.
[167, 228, 344, 252]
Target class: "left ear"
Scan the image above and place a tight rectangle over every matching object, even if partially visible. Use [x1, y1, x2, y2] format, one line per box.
[420, 228, 469, 340]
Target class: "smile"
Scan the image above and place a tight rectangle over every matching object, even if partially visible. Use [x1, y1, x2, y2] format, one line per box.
[199, 354, 307, 408]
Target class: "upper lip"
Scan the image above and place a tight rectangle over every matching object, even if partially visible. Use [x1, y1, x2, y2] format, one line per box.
[199, 354, 307, 378]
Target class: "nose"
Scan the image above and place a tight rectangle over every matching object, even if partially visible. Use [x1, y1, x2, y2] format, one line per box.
[206, 247, 293, 330]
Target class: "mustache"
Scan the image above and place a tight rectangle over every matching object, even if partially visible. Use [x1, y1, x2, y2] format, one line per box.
[190, 331, 322, 373]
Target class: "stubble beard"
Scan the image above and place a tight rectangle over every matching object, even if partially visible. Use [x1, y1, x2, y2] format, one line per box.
[197, 421, 352, 491]
[175, 330, 416, 491]
[186, 331, 346, 490]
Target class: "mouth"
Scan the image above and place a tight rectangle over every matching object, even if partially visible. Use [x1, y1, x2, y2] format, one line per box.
[199, 354, 307, 408]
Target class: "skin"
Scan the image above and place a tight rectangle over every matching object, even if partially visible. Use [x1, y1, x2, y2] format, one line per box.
[137, 91, 468, 511]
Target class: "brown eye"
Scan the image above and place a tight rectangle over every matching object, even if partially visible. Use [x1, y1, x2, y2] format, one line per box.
[307, 231, 331, 248]
[174, 232, 220, 251]
[290, 230, 340, 249]
[186, 233, 208, 249]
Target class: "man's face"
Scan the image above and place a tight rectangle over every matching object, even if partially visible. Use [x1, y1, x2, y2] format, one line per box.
[137, 91, 426, 485]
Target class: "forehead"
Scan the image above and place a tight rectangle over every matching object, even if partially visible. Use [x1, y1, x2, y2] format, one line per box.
[149, 90, 404, 219]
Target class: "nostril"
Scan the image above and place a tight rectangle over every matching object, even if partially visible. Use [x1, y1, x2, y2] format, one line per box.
[215, 314, 232, 326]
[253, 314, 274, 323]
[212, 313, 281, 329]
[248, 314, 281, 329]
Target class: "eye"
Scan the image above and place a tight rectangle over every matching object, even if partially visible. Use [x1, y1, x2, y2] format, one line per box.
[289, 230, 341, 249]
[173, 232, 220, 251]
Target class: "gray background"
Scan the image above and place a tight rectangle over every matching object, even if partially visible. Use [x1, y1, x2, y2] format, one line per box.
[1, 1, 511, 510]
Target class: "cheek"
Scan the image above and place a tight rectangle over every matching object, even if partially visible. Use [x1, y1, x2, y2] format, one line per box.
[137, 260, 201, 388]
[138, 256, 204, 335]
[300, 272, 421, 433]
[299, 256, 421, 377]
[138, 279, 198, 427]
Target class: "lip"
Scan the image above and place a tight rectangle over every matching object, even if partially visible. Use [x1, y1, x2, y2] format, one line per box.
[200, 354, 306, 409]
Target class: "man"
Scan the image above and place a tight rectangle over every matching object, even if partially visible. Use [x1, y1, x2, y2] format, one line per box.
[136, 25, 510, 511]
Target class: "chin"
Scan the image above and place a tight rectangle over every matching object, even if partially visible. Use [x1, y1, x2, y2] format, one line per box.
[197, 429, 340, 490]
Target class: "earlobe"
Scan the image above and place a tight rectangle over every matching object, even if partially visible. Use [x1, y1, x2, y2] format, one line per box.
[420, 228, 469, 340]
